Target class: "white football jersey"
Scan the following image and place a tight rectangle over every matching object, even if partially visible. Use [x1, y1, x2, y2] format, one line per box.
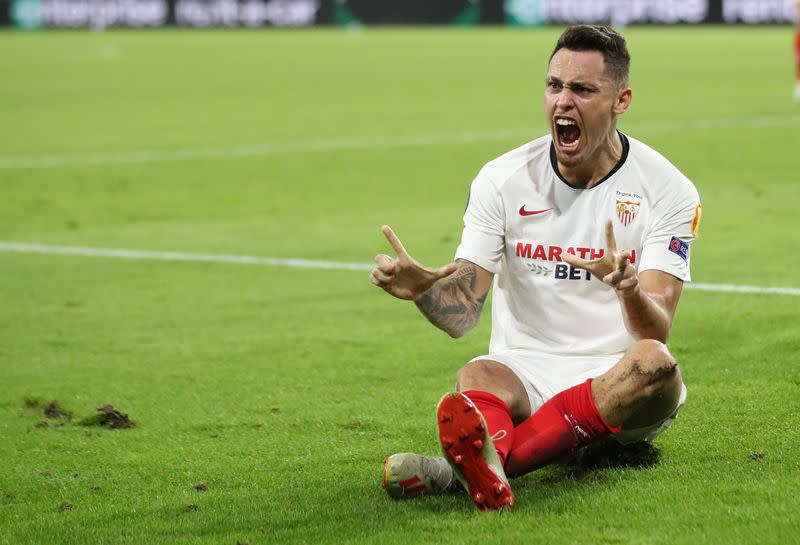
[455, 133, 701, 358]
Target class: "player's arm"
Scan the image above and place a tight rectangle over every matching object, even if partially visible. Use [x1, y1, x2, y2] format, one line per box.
[613, 269, 682, 343]
[370, 225, 493, 338]
[414, 259, 493, 338]
[563, 220, 680, 343]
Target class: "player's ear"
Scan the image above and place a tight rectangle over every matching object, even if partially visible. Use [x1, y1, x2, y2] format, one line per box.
[613, 86, 632, 115]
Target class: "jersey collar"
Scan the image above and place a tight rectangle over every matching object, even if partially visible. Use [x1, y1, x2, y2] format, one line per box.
[549, 131, 630, 190]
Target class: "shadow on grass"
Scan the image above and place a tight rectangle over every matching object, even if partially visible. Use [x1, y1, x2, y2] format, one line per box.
[564, 440, 661, 473]
[514, 441, 662, 507]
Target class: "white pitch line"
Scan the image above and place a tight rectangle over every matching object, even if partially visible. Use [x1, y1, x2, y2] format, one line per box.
[685, 283, 800, 296]
[1, 241, 798, 296]
[0, 242, 372, 272]
[0, 129, 526, 170]
[1, 113, 798, 170]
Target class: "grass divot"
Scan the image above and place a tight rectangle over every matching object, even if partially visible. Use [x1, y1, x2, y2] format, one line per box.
[79, 405, 136, 429]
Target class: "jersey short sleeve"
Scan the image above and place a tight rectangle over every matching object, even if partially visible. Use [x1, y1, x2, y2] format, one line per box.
[454, 166, 506, 273]
[638, 180, 701, 282]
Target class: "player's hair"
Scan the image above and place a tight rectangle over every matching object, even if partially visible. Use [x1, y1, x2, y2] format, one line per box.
[550, 25, 630, 87]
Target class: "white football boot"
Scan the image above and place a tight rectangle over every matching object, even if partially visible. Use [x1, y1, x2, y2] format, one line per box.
[382, 453, 460, 499]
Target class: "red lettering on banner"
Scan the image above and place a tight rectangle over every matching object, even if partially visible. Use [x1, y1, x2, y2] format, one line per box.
[629, 249, 636, 264]
[591, 248, 605, 260]
[516, 242, 532, 258]
[548, 246, 562, 261]
[566, 247, 576, 256]
[532, 245, 547, 260]
[577, 247, 590, 259]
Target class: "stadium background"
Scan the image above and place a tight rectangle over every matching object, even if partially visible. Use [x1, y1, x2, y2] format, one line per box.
[1, 1, 799, 544]
[1, 0, 798, 28]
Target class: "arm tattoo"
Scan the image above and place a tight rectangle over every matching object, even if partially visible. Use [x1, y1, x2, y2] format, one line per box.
[414, 261, 488, 338]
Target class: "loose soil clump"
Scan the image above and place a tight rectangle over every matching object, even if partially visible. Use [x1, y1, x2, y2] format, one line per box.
[24, 398, 73, 423]
[80, 405, 135, 429]
[43, 401, 72, 421]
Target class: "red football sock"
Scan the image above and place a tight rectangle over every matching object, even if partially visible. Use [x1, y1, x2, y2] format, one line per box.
[462, 390, 514, 467]
[504, 379, 621, 478]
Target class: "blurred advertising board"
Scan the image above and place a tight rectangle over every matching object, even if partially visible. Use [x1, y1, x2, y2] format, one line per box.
[721, 0, 798, 22]
[7, 0, 322, 28]
[1, 0, 797, 27]
[505, 0, 797, 25]
[10, 0, 168, 27]
[175, 0, 320, 26]
[505, 0, 711, 26]
[330, 0, 481, 25]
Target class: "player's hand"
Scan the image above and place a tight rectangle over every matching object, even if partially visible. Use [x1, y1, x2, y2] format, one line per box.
[562, 219, 639, 298]
[370, 225, 459, 301]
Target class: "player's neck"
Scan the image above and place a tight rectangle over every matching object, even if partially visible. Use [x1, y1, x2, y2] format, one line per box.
[557, 131, 623, 189]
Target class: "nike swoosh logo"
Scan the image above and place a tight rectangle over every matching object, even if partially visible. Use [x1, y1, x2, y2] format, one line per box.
[519, 205, 553, 217]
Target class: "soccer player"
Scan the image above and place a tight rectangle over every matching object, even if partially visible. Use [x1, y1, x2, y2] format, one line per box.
[371, 25, 701, 511]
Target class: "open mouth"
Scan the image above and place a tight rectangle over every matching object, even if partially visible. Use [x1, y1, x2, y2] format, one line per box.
[555, 118, 581, 149]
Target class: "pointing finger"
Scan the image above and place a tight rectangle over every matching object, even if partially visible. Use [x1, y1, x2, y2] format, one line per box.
[381, 225, 409, 258]
[604, 219, 618, 256]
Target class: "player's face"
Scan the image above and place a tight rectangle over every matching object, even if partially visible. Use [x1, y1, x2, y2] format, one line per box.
[544, 49, 630, 169]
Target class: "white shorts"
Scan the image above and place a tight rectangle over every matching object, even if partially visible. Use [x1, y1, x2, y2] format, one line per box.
[468, 350, 687, 445]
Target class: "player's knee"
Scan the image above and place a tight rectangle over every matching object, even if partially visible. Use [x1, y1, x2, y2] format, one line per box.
[626, 340, 680, 397]
[628, 339, 669, 360]
[455, 361, 514, 405]
[456, 360, 494, 389]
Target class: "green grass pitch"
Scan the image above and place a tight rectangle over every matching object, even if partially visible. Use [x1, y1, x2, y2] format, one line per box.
[1, 26, 799, 544]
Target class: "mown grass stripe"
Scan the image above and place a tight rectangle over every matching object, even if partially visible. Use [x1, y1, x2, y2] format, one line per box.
[1, 114, 798, 170]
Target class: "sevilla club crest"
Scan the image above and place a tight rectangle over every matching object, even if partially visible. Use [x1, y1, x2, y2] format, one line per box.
[616, 200, 640, 227]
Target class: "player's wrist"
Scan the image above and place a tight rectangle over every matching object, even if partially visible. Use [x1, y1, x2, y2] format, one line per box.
[412, 284, 435, 303]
